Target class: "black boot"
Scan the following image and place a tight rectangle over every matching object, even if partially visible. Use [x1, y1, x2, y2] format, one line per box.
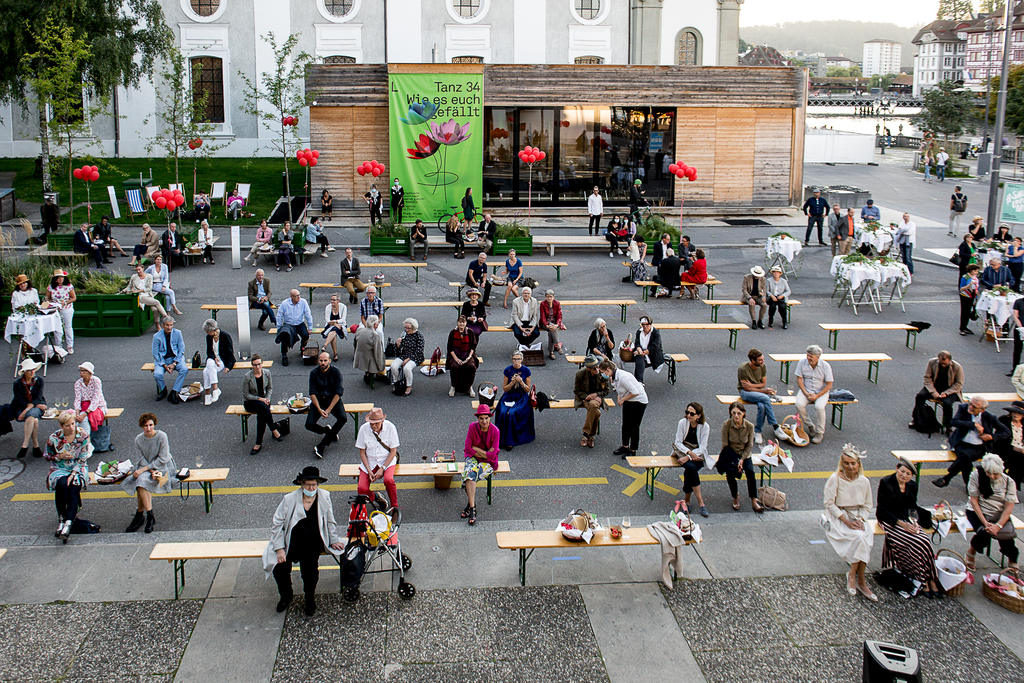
[304, 594, 317, 616]
[126, 511, 145, 532]
[276, 595, 292, 613]
[144, 510, 155, 533]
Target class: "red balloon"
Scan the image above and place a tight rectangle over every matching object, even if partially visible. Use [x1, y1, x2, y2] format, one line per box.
[187, 142, 196, 150]
[689, 171, 697, 181]
[357, 167, 366, 176]
[194, 138, 203, 147]
[296, 150, 304, 159]
[310, 159, 318, 167]
[90, 166, 98, 173]
[90, 171, 99, 181]
[668, 164, 678, 174]
[675, 169, 684, 178]
[371, 168, 381, 177]
[168, 199, 179, 211]
[527, 154, 537, 163]
[73, 168, 82, 179]
[311, 150, 320, 159]
[538, 151, 546, 160]
[299, 157, 308, 167]
[155, 197, 167, 208]
[517, 151, 525, 160]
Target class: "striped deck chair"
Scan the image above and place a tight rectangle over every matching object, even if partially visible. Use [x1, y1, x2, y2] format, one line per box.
[125, 189, 147, 219]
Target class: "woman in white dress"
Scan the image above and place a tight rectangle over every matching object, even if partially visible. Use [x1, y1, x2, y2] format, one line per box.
[145, 255, 184, 315]
[46, 270, 76, 354]
[823, 444, 877, 602]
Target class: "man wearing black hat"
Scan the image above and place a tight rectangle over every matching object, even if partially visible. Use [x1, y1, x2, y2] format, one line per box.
[40, 195, 59, 244]
[997, 401, 1024, 489]
[574, 355, 610, 449]
[307, 350, 346, 459]
[263, 466, 343, 616]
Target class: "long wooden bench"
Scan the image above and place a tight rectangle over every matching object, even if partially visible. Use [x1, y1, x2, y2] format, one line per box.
[90, 467, 228, 513]
[224, 402, 374, 440]
[963, 392, 1019, 403]
[0, 548, 6, 561]
[496, 527, 696, 586]
[703, 298, 802, 324]
[40, 407, 123, 425]
[488, 261, 569, 282]
[472, 398, 613, 411]
[142, 361, 271, 371]
[566, 353, 689, 384]
[625, 453, 778, 500]
[819, 323, 920, 351]
[369, 356, 483, 389]
[770, 353, 892, 384]
[300, 282, 389, 303]
[28, 247, 89, 262]
[869, 515, 1024, 568]
[716, 393, 858, 430]
[200, 303, 277, 321]
[362, 262, 426, 283]
[891, 450, 955, 484]
[181, 236, 220, 266]
[338, 460, 511, 505]
[633, 277, 723, 302]
[560, 299, 636, 324]
[655, 322, 746, 350]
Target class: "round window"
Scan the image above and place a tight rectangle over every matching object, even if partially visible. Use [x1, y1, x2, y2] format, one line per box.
[574, 0, 600, 21]
[452, 0, 481, 18]
[324, 0, 353, 18]
[190, 0, 220, 17]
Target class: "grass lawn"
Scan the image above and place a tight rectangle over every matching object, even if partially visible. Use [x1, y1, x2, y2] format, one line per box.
[1, 156, 311, 227]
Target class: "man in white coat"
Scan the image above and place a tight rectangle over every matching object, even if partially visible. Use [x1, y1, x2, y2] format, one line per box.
[587, 186, 603, 236]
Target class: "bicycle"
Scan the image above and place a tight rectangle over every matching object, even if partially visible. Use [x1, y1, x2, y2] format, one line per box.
[436, 206, 464, 233]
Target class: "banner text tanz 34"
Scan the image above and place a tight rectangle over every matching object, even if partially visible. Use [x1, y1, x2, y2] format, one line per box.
[388, 72, 483, 224]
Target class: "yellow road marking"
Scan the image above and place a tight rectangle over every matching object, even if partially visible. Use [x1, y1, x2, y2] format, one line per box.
[685, 468, 950, 483]
[611, 464, 680, 497]
[0, 481, 12, 491]
[9, 477, 609, 502]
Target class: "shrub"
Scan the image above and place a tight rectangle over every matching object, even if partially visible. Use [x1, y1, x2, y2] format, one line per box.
[369, 219, 409, 239]
[495, 221, 530, 239]
[637, 212, 679, 244]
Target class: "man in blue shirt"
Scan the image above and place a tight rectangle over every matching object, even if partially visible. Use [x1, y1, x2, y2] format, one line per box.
[151, 316, 188, 403]
[466, 252, 492, 305]
[802, 189, 829, 246]
[359, 286, 384, 326]
[275, 289, 313, 366]
[860, 199, 880, 222]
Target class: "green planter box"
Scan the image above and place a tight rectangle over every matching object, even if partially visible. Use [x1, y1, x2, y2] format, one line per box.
[493, 236, 533, 256]
[72, 293, 166, 337]
[370, 235, 409, 255]
[47, 233, 76, 251]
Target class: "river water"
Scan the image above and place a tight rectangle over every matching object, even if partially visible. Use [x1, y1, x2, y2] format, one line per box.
[806, 106, 923, 137]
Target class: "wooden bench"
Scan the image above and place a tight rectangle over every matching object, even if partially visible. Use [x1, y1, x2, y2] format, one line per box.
[655, 322, 746, 350]
[142, 361, 271, 371]
[301, 282, 390, 304]
[181, 237, 220, 266]
[471, 397, 614, 433]
[703, 299, 802, 324]
[716, 394, 858, 430]
[496, 527, 696, 586]
[91, 467, 228, 514]
[770, 353, 892, 384]
[819, 323, 920, 351]
[566, 353, 689, 384]
[40, 407, 123, 425]
[266, 327, 324, 336]
[559, 299, 636, 324]
[370, 356, 483, 389]
[891, 450, 955, 484]
[869, 515, 1024, 568]
[224, 402, 373, 440]
[338, 460, 511, 505]
[200, 303, 277, 321]
[629, 269, 722, 301]
[963, 392, 1019, 403]
[0, 548, 6, 561]
[532, 234, 606, 256]
[362, 262, 426, 283]
[626, 453, 778, 500]
[488, 261, 569, 282]
[28, 247, 89, 262]
[381, 300, 462, 325]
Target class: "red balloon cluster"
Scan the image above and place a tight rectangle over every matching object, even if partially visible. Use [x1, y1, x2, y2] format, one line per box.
[282, 116, 299, 126]
[72, 165, 99, 182]
[358, 159, 384, 177]
[600, 125, 612, 134]
[187, 138, 203, 150]
[296, 148, 320, 167]
[490, 128, 509, 139]
[517, 146, 546, 164]
[153, 188, 185, 211]
[668, 161, 698, 182]
[559, 120, 570, 128]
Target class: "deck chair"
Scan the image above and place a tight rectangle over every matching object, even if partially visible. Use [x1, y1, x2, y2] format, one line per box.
[236, 183, 251, 202]
[168, 183, 184, 194]
[125, 189, 148, 219]
[145, 186, 161, 206]
[210, 182, 226, 205]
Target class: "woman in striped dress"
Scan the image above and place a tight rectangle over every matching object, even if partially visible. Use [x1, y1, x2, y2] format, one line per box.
[877, 458, 941, 598]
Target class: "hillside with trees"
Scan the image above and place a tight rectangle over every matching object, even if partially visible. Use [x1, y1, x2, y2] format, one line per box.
[740, 20, 920, 67]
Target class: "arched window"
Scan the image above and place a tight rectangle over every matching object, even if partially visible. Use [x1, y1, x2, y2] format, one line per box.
[190, 0, 219, 17]
[323, 55, 357, 64]
[323, 0, 353, 17]
[191, 57, 225, 123]
[574, 55, 605, 65]
[452, 0, 480, 18]
[574, 0, 600, 20]
[676, 29, 702, 66]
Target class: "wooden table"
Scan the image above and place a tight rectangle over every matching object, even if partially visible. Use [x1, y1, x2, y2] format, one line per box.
[91, 467, 228, 513]
[559, 299, 636, 324]
[891, 450, 956, 484]
[142, 361, 271, 371]
[381, 300, 462, 324]
[200, 303, 278, 321]
[488, 261, 569, 282]
[819, 323, 919, 351]
[338, 460, 511, 505]
[633, 277, 722, 302]
[567, 353, 688, 384]
[41, 407, 123, 426]
[769, 352, 892, 384]
[655, 322, 746, 350]
[225, 402, 373, 440]
[362, 262, 427, 282]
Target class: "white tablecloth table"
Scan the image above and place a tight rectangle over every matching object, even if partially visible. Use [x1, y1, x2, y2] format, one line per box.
[830, 256, 883, 315]
[855, 225, 895, 253]
[765, 237, 803, 278]
[5, 312, 63, 350]
[976, 291, 1021, 327]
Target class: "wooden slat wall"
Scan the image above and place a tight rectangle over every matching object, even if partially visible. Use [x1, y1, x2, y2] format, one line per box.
[713, 111, 755, 204]
[310, 107, 389, 207]
[753, 109, 793, 206]
[673, 109, 716, 206]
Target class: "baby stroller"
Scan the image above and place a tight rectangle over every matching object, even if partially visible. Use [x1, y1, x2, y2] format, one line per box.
[339, 493, 415, 602]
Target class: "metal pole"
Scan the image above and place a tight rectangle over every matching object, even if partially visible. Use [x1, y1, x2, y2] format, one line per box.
[986, 0, 1014, 235]
[983, 20, 994, 154]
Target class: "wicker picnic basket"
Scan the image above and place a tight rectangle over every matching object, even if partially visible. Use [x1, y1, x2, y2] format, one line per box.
[934, 548, 968, 597]
[982, 569, 1024, 613]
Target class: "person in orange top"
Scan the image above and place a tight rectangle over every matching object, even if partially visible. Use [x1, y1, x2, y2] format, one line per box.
[837, 208, 856, 255]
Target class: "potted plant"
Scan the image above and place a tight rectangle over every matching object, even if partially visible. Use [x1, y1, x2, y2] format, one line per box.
[369, 219, 410, 256]
[493, 220, 532, 255]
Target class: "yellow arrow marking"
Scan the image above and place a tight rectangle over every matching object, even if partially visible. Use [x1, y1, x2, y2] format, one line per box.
[611, 464, 679, 497]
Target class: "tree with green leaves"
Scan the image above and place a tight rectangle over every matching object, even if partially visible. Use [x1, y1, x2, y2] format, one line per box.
[239, 32, 315, 224]
[978, 0, 998, 13]
[870, 73, 900, 91]
[144, 48, 231, 196]
[23, 18, 110, 229]
[0, 0, 171, 192]
[936, 0, 976, 20]
[915, 79, 975, 146]
[738, 37, 749, 54]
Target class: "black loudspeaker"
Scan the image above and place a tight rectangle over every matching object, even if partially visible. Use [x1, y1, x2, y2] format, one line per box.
[863, 641, 920, 683]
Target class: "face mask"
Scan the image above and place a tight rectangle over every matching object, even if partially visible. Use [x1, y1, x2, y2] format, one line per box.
[302, 487, 316, 498]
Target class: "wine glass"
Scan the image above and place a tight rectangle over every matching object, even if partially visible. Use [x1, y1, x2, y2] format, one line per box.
[621, 515, 631, 540]
[195, 452, 204, 470]
[650, 449, 658, 463]
[605, 517, 613, 541]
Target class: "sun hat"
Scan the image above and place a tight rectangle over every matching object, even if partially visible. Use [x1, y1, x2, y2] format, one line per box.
[15, 274, 29, 285]
[365, 407, 386, 423]
[467, 288, 480, 297]
[293, 466, 328, 485]
[750, 266, 766, 277]
[584, 355, 600, 368]
[1003, 401, 1024, 417]
[474, 404, 492, 417]
[53, 269, 68, 277]
[78, 361, 95, 374]
[19, 359, 42, 374]
[769, 265, 783, 274]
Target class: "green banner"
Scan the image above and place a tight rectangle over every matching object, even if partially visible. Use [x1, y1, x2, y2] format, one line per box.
[388, 72, 483, 224]
[1000, 182, 1024, 224]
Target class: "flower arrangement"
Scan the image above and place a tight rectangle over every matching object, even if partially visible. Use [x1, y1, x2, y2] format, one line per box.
[770, 231, 796, 240]
[993, 285, 1013, 296]
[840, 253, 879, 267]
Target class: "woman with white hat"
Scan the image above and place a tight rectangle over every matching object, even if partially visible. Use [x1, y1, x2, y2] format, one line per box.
[46, 270, 76, 354]
[11, 359, 47, 459]
[741, 266, 768, 330]
[765, 265, 791, 330]
[355, 407, 400, 507]
[73, 361, 107, 442]
[461, 404, 500, 525]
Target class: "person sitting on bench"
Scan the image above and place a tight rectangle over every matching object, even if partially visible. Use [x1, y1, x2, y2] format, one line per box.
[935, 396, 1008, 489]
[509, 287, 540, 347]
[275, 289, 312, 367]
[912, 351, 964, 434]
[151, 316, 188, 404]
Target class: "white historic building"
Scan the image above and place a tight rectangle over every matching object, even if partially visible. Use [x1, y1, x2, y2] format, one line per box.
[862, 38, 902, 77]
[911, 19, 973, 97]
[0, 0, 739, 158]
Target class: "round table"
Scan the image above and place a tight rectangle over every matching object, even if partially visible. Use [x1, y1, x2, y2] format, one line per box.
[766, 237, 802, 263]
[4, 312, 63, 350]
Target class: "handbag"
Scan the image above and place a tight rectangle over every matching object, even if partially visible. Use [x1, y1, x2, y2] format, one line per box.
[384, 337, 398, 357]
[757, 486, 789, 511]
[426, 347, 442, 377]
[949, 252, 962, 266]
[191, 351, 203, 369]
[529, 384, 538, 408]
[274, 417, 291, 436]
[819, 512, 831, 533]
[618, 333, 634, 363]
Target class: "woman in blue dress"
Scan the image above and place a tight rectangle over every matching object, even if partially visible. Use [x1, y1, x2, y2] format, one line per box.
[495, 351, 535, 450]
[502, 249, 525, 308]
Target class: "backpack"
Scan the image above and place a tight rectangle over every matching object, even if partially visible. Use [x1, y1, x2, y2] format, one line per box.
[910, 400, 943, 435]
[392, 372, 407, 396]
[952, 193, 966, 212]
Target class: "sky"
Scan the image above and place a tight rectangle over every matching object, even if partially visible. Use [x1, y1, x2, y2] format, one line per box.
[739, 0, 941, 29]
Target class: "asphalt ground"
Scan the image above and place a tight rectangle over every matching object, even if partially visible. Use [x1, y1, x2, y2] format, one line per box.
[0, 153, 1009, 542]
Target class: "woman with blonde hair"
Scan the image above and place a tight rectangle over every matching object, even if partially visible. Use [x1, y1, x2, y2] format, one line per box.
[823, 444, 877, 601]
[445, 214, 466, 259]
[44, 410, 93, 542]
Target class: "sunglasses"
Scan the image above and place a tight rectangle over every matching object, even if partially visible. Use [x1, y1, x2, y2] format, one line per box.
[685, 410, 698, 416]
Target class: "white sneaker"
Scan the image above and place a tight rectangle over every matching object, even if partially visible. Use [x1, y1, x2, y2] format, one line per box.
[204, 394, 213, 406]
[811, 434, 824, 444]
[320, 252, 329, 258]
[754, 432, 763, 445]
[618, 248, 624, 255]
[212, 388, 222, 403]
[243, 255, 251, 261]
[327, 246, 336, 252]
[449, 387, 456, 397]
[469, 387, 476, 398]
[609, 251, 614, 257]
[67, 348, 74, 355]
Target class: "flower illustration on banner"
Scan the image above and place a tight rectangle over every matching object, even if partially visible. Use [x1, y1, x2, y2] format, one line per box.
[426, 119, 471, 146]
[406, 133, 440, 160]
[399, 100, 439, 126]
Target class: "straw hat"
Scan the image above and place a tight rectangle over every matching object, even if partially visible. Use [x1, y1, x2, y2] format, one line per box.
[769, 265, 783, 274]
[467, 288, 480, 297]
[53, 269, 68, 277]
[365, 407, 386, 423]
[750, 266, 765, 278]
[14, 274, 29, 286]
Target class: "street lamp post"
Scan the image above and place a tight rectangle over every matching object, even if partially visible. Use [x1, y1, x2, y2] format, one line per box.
[877, 98, 894, 155]
[983, 17, 997, 154]
[986, 0, 1014, 234]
